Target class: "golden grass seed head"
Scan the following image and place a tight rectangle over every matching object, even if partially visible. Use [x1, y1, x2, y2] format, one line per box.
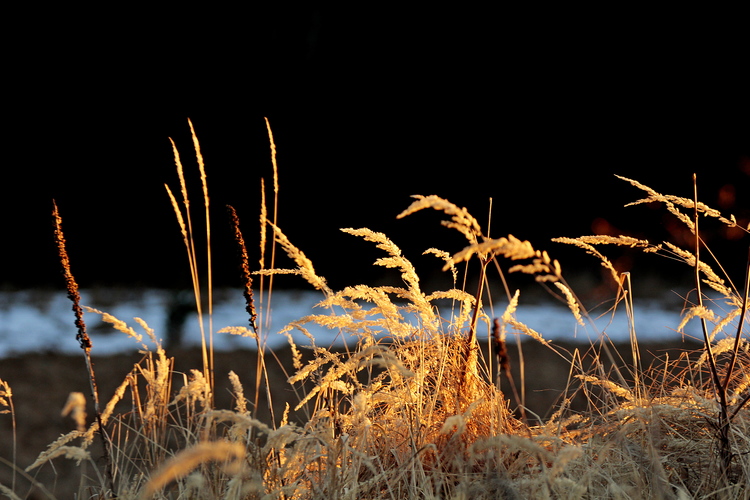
[138, 441, 245, 499]
[61, 392, 87, 432]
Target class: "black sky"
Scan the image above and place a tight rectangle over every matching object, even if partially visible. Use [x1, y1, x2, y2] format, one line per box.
[4, 7, 748, 293]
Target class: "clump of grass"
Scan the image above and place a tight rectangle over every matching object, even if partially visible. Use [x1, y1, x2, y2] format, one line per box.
[548, 175, 749, 495]
[2, 122, 748, 498]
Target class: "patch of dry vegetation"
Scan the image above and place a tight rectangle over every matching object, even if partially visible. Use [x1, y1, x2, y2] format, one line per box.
[1, 122, 748, 499]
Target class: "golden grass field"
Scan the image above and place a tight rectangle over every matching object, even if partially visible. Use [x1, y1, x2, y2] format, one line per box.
[1, 121, 748, 499]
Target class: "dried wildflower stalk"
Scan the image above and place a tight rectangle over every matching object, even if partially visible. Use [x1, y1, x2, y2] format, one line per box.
[227, 204, 278, 430]
[227, 204, 258, 333]
[51, 201, 114, 493]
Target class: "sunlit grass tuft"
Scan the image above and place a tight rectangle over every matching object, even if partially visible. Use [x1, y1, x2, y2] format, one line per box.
[1, 123, 748, 498]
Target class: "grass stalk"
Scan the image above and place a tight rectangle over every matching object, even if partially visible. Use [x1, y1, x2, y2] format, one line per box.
[188, 119, 215, 399]
[166, 140, 210, 393]
[723, 245, 750, 400]
[263, 117, 280, 335]
[620, 272, 644, 401]
[166, 128, 216, 407]
[692, 173, 732, 480]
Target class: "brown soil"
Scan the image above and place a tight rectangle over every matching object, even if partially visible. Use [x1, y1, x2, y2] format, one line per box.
[0, 338, 703, 498]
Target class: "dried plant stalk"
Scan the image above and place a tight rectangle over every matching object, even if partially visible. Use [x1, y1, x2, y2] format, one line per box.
[227, 204, 258, 333]
[51, 201, 114, 492]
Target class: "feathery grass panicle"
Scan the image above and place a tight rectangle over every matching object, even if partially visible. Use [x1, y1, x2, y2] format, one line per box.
[697, 336, 749, 369]
[138, 441, 245, 499]
[169, 138, 189, 212]
[341, 227, 440, 332]
[228, 371, 248, 415]
[84, 307, 142, 344]
[134, 316, 161, 347]
[0, 379, 12, 414]
[190, 119, 216, 382]
[396, 194, 483, 243]
[663, 241, 733, 297]
[27, 446, 92, 471]
[501, 290, 550, 346]
[266, 221, 331, 295]
[617, 174, 743, 231]
[554, 282, 585, 326]
[314, 285, 416, 339]
[552, 236, 623, 286]
[136, 356, 173, 428]
[259, 178, 268, 267]
[340, 228, 421, 290]
[167, 127, 216, 404]
[569, 234, 655, 249]
[425, 289, 476, 330]
[262, 118, 281, 335]
[508, 249, 562, 282]
[424, 247, 458, 284]
[61, 392, 87, 433]
[265, 117, 279, 197]
[576, 374, 635, 401]
[25, 435, 77, 472]
[217, 325, 258, 339]
[164, 184, 187, 239]
[188, 119, 208, 205]
[171, 369, 211, 410]
[0, 378, 16, 493]
[450, 235, 537, 270]
[0, 484, 21, 500]
[284, 332, 304, 372]
[677, 305, 720, 334]
[99, 375, 132, 428]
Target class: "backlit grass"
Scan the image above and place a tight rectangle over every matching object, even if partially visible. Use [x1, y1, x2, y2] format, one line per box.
[1, 121, 748, 499]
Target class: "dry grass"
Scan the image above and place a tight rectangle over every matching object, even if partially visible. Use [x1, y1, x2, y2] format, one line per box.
[1, 122, 749, 499]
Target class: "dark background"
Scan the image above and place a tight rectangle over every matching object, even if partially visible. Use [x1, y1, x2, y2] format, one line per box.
[4, 6, 748, 296]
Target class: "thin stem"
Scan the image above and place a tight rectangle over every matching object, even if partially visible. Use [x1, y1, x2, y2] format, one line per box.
[692, 175, 724, 404]
[693, 174, 732, 478]
[723, 246, 750, 398]
[189, 119, 215, 403]
[264, 117, 280, 334]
